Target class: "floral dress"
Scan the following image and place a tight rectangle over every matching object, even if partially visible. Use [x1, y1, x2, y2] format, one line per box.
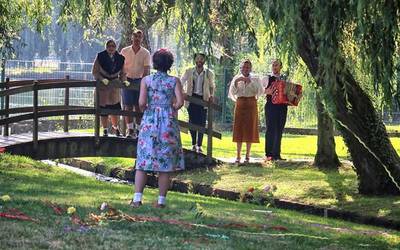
[136, 71, 185, 172]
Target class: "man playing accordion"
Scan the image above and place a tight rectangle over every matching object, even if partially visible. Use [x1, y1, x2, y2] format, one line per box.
[263, 59, 288, 161]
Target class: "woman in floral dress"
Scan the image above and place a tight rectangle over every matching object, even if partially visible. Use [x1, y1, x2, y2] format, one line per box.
[130, 48, 185, 208]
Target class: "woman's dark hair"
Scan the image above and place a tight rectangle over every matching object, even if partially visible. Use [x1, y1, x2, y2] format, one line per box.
[153, 48, 174, 72]
[105, 39, 116, 48]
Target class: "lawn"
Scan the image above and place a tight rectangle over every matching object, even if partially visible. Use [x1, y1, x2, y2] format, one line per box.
[1, 154, 400, 249]
[75, 132, 400, 223]
[174, 162, 400, 221]
[79, 131, 400, 164]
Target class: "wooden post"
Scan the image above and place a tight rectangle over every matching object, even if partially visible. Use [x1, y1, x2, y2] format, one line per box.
[33, 80, 39, 152]
[64, 75, 70, 132]
[207, 100, 213, 159]
[94, 81, 100, 145]
[4, 77, 9, 136]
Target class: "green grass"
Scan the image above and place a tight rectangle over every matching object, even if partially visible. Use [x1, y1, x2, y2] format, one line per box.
[78, 132, 351, 168]
[386, 125, 400, 132]
[1, 154, 400, 249]
[78, 131, 400, 167]
[174, 162, 400, 221]
[74, 132, 400, 223]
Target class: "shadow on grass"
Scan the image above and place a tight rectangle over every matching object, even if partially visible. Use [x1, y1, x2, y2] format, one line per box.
[320, 168, 347, 203]
[274, 160, 314, 169]
[297, 166, 400, 220]
[1, 156, 400, 249]
[173, 167, 222, 187]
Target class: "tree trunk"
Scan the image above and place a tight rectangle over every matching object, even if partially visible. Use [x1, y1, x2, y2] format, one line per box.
[296, 23, 400, 195]
[314, 92, 340, 169]
[118, 0, 133, 50]
[331, 69, 400, 195]
[220, 55, 235, 123]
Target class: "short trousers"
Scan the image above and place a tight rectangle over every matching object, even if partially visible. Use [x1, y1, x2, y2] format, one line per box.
[100, 102, 121, 117]
[121, 78, 142, 106]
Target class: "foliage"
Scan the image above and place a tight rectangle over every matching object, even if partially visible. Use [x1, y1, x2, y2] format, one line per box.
[174, 0, 258, 56]
[240, 186, 277, 206]
[252, 1, 400, 105]
[0, 0, 51, 60]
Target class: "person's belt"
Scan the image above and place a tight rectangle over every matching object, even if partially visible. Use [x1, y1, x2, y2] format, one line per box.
[127, 77, 142, 83]
[237, 96, 256, 99]
[192, 93, 203, 98]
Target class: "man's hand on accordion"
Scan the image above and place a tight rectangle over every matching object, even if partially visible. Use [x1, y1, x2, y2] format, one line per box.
[265, 87, 273, 95]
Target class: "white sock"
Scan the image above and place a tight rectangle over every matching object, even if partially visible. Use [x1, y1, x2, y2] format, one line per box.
[112, 125, 118, 130]
[158, 195, 166, 205]
[133, 192, 142, 202]
[128, 123, 134, 130]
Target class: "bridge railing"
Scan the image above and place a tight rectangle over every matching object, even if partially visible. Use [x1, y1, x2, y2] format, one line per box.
[0, 77, 222, 158]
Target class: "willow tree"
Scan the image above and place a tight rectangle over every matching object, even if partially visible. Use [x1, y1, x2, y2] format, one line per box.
[0, 0, 51, 71]
[181, 0, 400, 194]
[58, 0, 175, 50]
[176, 1, 341, 169]
[250, 0, 400, 194]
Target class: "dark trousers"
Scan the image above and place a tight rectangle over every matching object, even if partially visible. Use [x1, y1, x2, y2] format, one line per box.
[188, 94, 207, 147]
[265, 102, 287, 158]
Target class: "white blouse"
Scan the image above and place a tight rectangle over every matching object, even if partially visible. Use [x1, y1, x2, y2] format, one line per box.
[228, 73, 264, 102]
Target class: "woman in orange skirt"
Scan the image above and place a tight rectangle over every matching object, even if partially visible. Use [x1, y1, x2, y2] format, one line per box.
[229, 59, 264, 163]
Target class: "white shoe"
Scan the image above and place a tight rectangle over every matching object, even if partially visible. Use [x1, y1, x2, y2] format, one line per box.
[196, 146, 203, 154]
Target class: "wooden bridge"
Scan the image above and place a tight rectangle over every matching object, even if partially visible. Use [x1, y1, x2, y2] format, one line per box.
[0, 77, 222, 160]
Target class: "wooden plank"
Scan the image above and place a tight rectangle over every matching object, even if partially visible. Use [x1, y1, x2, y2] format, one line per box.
[0, 108, 221, 139]
[99, 109, 143, 118]
[0, 79, 85, 88]
[0, 108, 94, 125]
[37, 108, 95, 118]
[64, 75, 70, 132]
[0, 136, 30, 144]
[6, 133, 32, 140]
[0, 85, 34, 97]
[3, 78, 9, 136]
[94, 85, 100, 145]
[0, 105, 91, 116]
[185, 95, 222, 112]
[207, 101, 213, 158]
[57, 131, 92, 137]
[0, 114, 33, 126]
[33, 81, 38, 152]
[180, 126, 189, 134]
[38, 81, 95, 90]
[178, 120, 221, 139]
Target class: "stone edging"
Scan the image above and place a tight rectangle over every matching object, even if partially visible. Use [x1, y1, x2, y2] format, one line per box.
[57, 158, 400, 231]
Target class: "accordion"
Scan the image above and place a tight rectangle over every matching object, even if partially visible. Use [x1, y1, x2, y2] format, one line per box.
[271, 80, 303, 106]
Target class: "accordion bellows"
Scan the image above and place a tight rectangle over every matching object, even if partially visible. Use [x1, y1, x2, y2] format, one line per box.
[271, 80, 303, 106]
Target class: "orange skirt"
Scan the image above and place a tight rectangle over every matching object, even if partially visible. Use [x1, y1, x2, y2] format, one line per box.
[233, 97, 259, 143]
